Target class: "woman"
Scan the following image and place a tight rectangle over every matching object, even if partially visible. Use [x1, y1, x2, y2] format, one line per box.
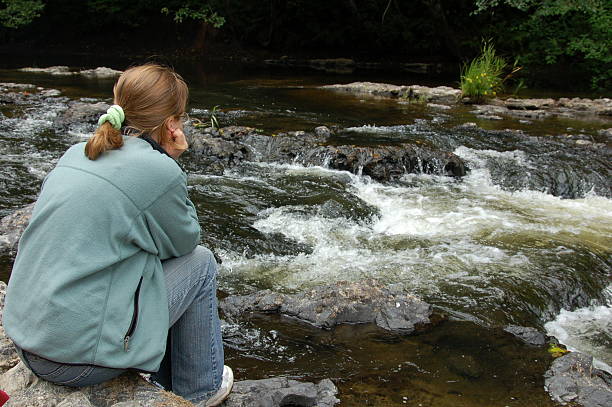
[3, 64, 232, 406]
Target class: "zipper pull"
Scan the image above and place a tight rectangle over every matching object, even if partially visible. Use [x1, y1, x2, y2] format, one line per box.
[124, 336, 130, 352]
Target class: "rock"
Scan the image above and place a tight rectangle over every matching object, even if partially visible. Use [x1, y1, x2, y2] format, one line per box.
[0, 280, 339, 406]
[187, 126, 466, 180]
[220, 280, 432, 334]
[505, 98, 556, 110]
[504, 325, 547, 346]
[52, 101, 110, 128]
[321, 82, 461, 104]
[224, 377, 339, 407]
[544, 352, 612, 407]
[447, 354, 483, 379]
[597, 128, 612, 139]
[19, 66, 122, 79]
[427, 103, 452, 110]
[476, 114, 503, 120]
[79, 67, 123, 79]
[19, 66, 73, 76]
[314, 125, 332, 137]
[406, 85, 462, 104]
[0, 203, 34, 258]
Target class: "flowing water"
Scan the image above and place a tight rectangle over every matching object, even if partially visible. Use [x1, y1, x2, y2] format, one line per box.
[0, 63, 610, 406]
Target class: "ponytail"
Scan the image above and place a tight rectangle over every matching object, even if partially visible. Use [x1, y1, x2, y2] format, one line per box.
[84, 122, 123, 160]
[85, 104, 126, 160]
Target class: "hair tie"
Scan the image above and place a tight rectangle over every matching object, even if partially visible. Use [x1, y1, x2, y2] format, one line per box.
[97, 104, 125, 130]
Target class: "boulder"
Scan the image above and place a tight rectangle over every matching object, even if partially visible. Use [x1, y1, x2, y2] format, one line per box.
[220, 280, 432, 334]
[0, 281, 340, 406]
[0, 203, 34, 258]
[503, 325, 547, 346]
[544, 352, 612, 407]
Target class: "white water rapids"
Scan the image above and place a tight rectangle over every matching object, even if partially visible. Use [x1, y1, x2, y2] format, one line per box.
[213, 144, 612, 371]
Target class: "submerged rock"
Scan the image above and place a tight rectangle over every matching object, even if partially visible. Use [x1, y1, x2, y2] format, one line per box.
[504, 325, 547, 346]
[0, 203, 34, 258]
[0, 282, 339, 406]
[220, 280, 432, 333]
[544, 352, 612, 407]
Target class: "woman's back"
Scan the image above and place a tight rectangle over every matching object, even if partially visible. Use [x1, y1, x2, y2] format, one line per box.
[4, 136, 200, 371]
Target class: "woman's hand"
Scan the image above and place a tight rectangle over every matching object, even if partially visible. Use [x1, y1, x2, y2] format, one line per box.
[162, 127, 188, 159]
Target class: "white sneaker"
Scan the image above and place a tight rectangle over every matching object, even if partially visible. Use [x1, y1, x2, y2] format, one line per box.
[203, 365, 234, 407]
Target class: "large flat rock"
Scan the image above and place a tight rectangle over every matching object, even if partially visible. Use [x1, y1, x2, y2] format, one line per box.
[220, 280, 432, 334]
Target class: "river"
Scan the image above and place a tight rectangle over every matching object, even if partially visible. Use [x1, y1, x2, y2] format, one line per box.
[0, 62, 610, 406]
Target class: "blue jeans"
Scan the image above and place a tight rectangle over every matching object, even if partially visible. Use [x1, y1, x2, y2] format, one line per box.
[17, 246, 224, 403]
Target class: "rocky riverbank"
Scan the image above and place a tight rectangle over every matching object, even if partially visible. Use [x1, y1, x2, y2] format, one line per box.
[0, 281, 340, 406]
[321, 82, 612, 121]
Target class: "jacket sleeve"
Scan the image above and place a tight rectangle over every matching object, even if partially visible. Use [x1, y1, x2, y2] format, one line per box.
[141, 176, 201, 260]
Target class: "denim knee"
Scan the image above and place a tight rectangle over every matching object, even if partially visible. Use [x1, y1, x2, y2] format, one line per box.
[192, 245, 218, 284]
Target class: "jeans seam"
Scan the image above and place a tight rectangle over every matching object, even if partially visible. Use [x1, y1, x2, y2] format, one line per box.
[56, 365, 95, 386]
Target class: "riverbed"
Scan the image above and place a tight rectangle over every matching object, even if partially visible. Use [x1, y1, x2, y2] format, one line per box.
[0, 63, 610, 406]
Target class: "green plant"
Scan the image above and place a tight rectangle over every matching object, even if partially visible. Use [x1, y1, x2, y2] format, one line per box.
[210, 105, 220, 130]
[460, 41, 507, 100]
[460, 40, 522, 100]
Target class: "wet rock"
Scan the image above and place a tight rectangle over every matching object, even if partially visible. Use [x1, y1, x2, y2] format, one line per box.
[0, 203, 34, 258]
[476, 114, 503, 120]
[505, 98, 556, 110]
[321, 82, 461, 104]
[224, 377, 339, 407]
[19, 66, 122, 79]
[314, 125, 332, 137]
[187, 126, 466, 179]
[52, 101, 110, 128]
[504, 325, 547, 346]
[427, 103, 452, 110]
[79, 67, 122, 79]
[544, 352, 612, 407]
[0, 281, 339, 406]
[220, 280, 432, 334]
[597, 128, 612, 139]
[20, 66, 73, 76]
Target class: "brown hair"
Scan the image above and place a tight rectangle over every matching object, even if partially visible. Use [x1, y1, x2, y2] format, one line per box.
[84, 63, 188, 160]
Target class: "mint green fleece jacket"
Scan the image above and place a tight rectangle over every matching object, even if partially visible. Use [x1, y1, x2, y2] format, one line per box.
[4, 136, 201, 372]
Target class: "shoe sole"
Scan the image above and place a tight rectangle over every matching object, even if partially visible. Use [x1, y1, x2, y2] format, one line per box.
[205, 367, 234, 407]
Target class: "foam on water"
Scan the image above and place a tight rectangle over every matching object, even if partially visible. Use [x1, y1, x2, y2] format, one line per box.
[544, 287, 612, 373]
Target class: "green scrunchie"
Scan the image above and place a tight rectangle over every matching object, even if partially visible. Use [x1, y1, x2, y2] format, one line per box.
[97, 104, 125, 130]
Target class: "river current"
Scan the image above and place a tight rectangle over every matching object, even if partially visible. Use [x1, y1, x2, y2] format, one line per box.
[0, 65, 610, 406]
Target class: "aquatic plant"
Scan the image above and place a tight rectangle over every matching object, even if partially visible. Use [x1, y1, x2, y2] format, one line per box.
[460, 41, 522, 101]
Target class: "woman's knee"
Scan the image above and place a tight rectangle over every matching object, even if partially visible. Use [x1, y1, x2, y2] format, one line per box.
[192, 245, 218, 282]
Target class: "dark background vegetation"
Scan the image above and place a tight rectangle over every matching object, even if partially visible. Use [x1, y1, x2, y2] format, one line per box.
[1, 0, 610, 91]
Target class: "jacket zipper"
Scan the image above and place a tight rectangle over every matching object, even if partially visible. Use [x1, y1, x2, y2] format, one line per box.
[124, 276, 143, 352]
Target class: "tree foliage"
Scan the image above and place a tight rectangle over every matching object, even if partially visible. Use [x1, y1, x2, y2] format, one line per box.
[474, 0, 611, 88]
[0, 0, 44, 28]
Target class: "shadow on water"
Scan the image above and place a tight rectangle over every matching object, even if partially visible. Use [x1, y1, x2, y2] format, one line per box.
[223, 315, 558, 406]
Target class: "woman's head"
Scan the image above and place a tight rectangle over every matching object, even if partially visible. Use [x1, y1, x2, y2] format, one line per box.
[85, 63, 188, 160]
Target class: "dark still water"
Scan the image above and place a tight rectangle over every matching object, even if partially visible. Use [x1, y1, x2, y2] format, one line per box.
[0, 62, 610, 406]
